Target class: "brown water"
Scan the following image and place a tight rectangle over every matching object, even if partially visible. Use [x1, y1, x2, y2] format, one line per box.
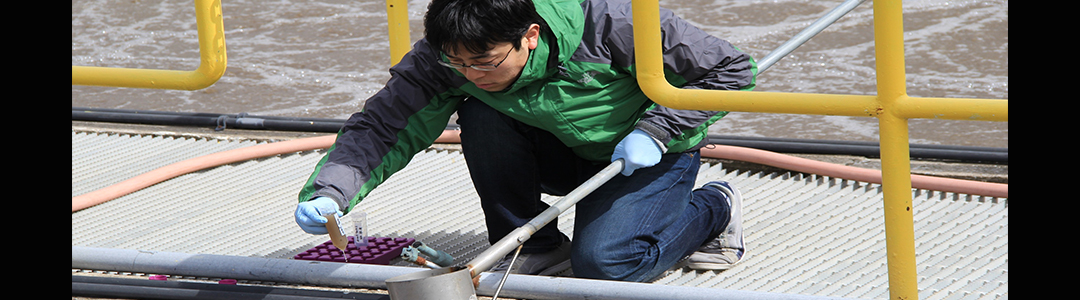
[71, 0, 1007, 148]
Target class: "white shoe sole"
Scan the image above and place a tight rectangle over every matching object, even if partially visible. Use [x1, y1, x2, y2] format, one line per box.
[686, 252, 747, 271]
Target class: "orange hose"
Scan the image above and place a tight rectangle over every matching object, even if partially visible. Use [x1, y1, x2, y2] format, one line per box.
[71, 130, 1005, 213]
[699, 145, 1008, 198]
[72, 134, 337, 212]
[436, 129, 462, 143]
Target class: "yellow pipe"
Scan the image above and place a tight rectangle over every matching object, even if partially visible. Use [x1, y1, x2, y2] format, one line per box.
[877, 113, 919, 300]
[71, 0, 227, 90]
[873, 0, 919, 298]
[636, 84, 882, 117]
[386, 0, 411, 66]
[898, 96, 1009, 121]
[631, 0, 667, 100]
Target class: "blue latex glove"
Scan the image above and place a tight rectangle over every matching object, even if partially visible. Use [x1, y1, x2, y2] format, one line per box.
[294, 197, 341, 234]
[611, 129, 663, 176]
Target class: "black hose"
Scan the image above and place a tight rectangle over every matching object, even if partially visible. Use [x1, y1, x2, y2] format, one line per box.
[72, 107, 1007, 164]
[72, 107, 345, 133]
[71, 275, 388, 300]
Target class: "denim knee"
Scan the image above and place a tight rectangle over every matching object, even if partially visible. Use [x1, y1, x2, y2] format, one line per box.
[571, 239, 666, 282]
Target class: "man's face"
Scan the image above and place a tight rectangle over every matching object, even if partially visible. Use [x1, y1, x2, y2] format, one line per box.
[444, 24, 540, 92]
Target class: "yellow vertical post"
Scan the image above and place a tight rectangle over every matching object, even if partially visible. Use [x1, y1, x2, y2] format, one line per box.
[874, 0, 919, 299]
[386, 0, 411, 66]
[878, 113, 919, 300]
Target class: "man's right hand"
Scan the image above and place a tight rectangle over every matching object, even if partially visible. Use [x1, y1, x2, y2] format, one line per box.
[294, 197, 341, 234]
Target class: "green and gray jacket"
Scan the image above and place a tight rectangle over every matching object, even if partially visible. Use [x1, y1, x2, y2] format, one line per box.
[300, 0, 757, 212]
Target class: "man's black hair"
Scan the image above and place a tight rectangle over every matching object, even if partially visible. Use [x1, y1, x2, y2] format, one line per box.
[424, 0, 547, 55]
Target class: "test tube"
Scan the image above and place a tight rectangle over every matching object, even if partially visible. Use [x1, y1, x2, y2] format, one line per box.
[323, 212, 349, 260]
[353, 211, 369, 247]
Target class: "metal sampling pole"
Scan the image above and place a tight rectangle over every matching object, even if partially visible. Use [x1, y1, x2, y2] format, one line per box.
[465, 159, 624, 278]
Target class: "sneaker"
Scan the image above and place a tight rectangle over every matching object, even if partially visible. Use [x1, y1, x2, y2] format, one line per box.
[687, 181, 745, 270]
[490, 240, 572, 276]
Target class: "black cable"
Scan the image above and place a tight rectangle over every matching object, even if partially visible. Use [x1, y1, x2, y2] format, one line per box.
[72, 107, 345, 132]
[72, 107, 1007, 163]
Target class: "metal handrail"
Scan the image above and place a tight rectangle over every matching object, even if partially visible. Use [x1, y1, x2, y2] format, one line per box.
[71, 0, 226, 90]
[755, 0, 867, 74]
[630, 1, 1007, 300]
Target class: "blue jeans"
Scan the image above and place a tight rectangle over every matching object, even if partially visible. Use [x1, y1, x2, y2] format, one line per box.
[457, 99, 731, 282]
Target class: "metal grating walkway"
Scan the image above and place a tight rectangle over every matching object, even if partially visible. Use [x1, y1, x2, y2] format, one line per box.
[71, 129, 1008, 299]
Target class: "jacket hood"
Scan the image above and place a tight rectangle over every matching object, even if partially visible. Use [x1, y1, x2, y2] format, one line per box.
[535, 0, 584, 66]
[500, 0, 584, 93]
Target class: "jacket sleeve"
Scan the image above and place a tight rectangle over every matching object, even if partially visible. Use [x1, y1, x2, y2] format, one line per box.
[632, 5, 758, 151]
[297, 39, 467, 213]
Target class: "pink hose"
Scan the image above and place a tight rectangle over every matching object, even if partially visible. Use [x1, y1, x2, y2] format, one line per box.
[698, 145, 1007, 198]
[72, 135, 337, 212]
[71, 130, 1006, 212]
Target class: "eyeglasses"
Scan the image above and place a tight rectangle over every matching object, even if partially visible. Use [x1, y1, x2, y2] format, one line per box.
[438, 46, 514, 71]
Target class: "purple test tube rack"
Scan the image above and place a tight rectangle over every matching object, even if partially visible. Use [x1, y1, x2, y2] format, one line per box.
[293, 236, 416, 265]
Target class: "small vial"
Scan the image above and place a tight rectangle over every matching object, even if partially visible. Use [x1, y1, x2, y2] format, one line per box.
[353, 211, 369, 247]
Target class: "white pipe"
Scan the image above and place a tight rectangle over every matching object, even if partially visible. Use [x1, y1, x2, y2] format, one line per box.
[71, 246, 409, 289]
[473, 271, 858, 300]
[72, 246, 861, 300]
[466, 160, 624, 277]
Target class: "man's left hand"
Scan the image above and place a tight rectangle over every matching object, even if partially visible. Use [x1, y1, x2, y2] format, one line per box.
[611, 129, 662, 176]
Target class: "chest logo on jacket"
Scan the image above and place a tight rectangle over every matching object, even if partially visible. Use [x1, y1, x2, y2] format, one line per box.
[556, 64, 601, 86]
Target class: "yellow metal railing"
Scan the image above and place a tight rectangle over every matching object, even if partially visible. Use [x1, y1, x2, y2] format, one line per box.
[385, 0, 411, 66]
[71, 0, 227, 90]
[631, 0, 1007, 299]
